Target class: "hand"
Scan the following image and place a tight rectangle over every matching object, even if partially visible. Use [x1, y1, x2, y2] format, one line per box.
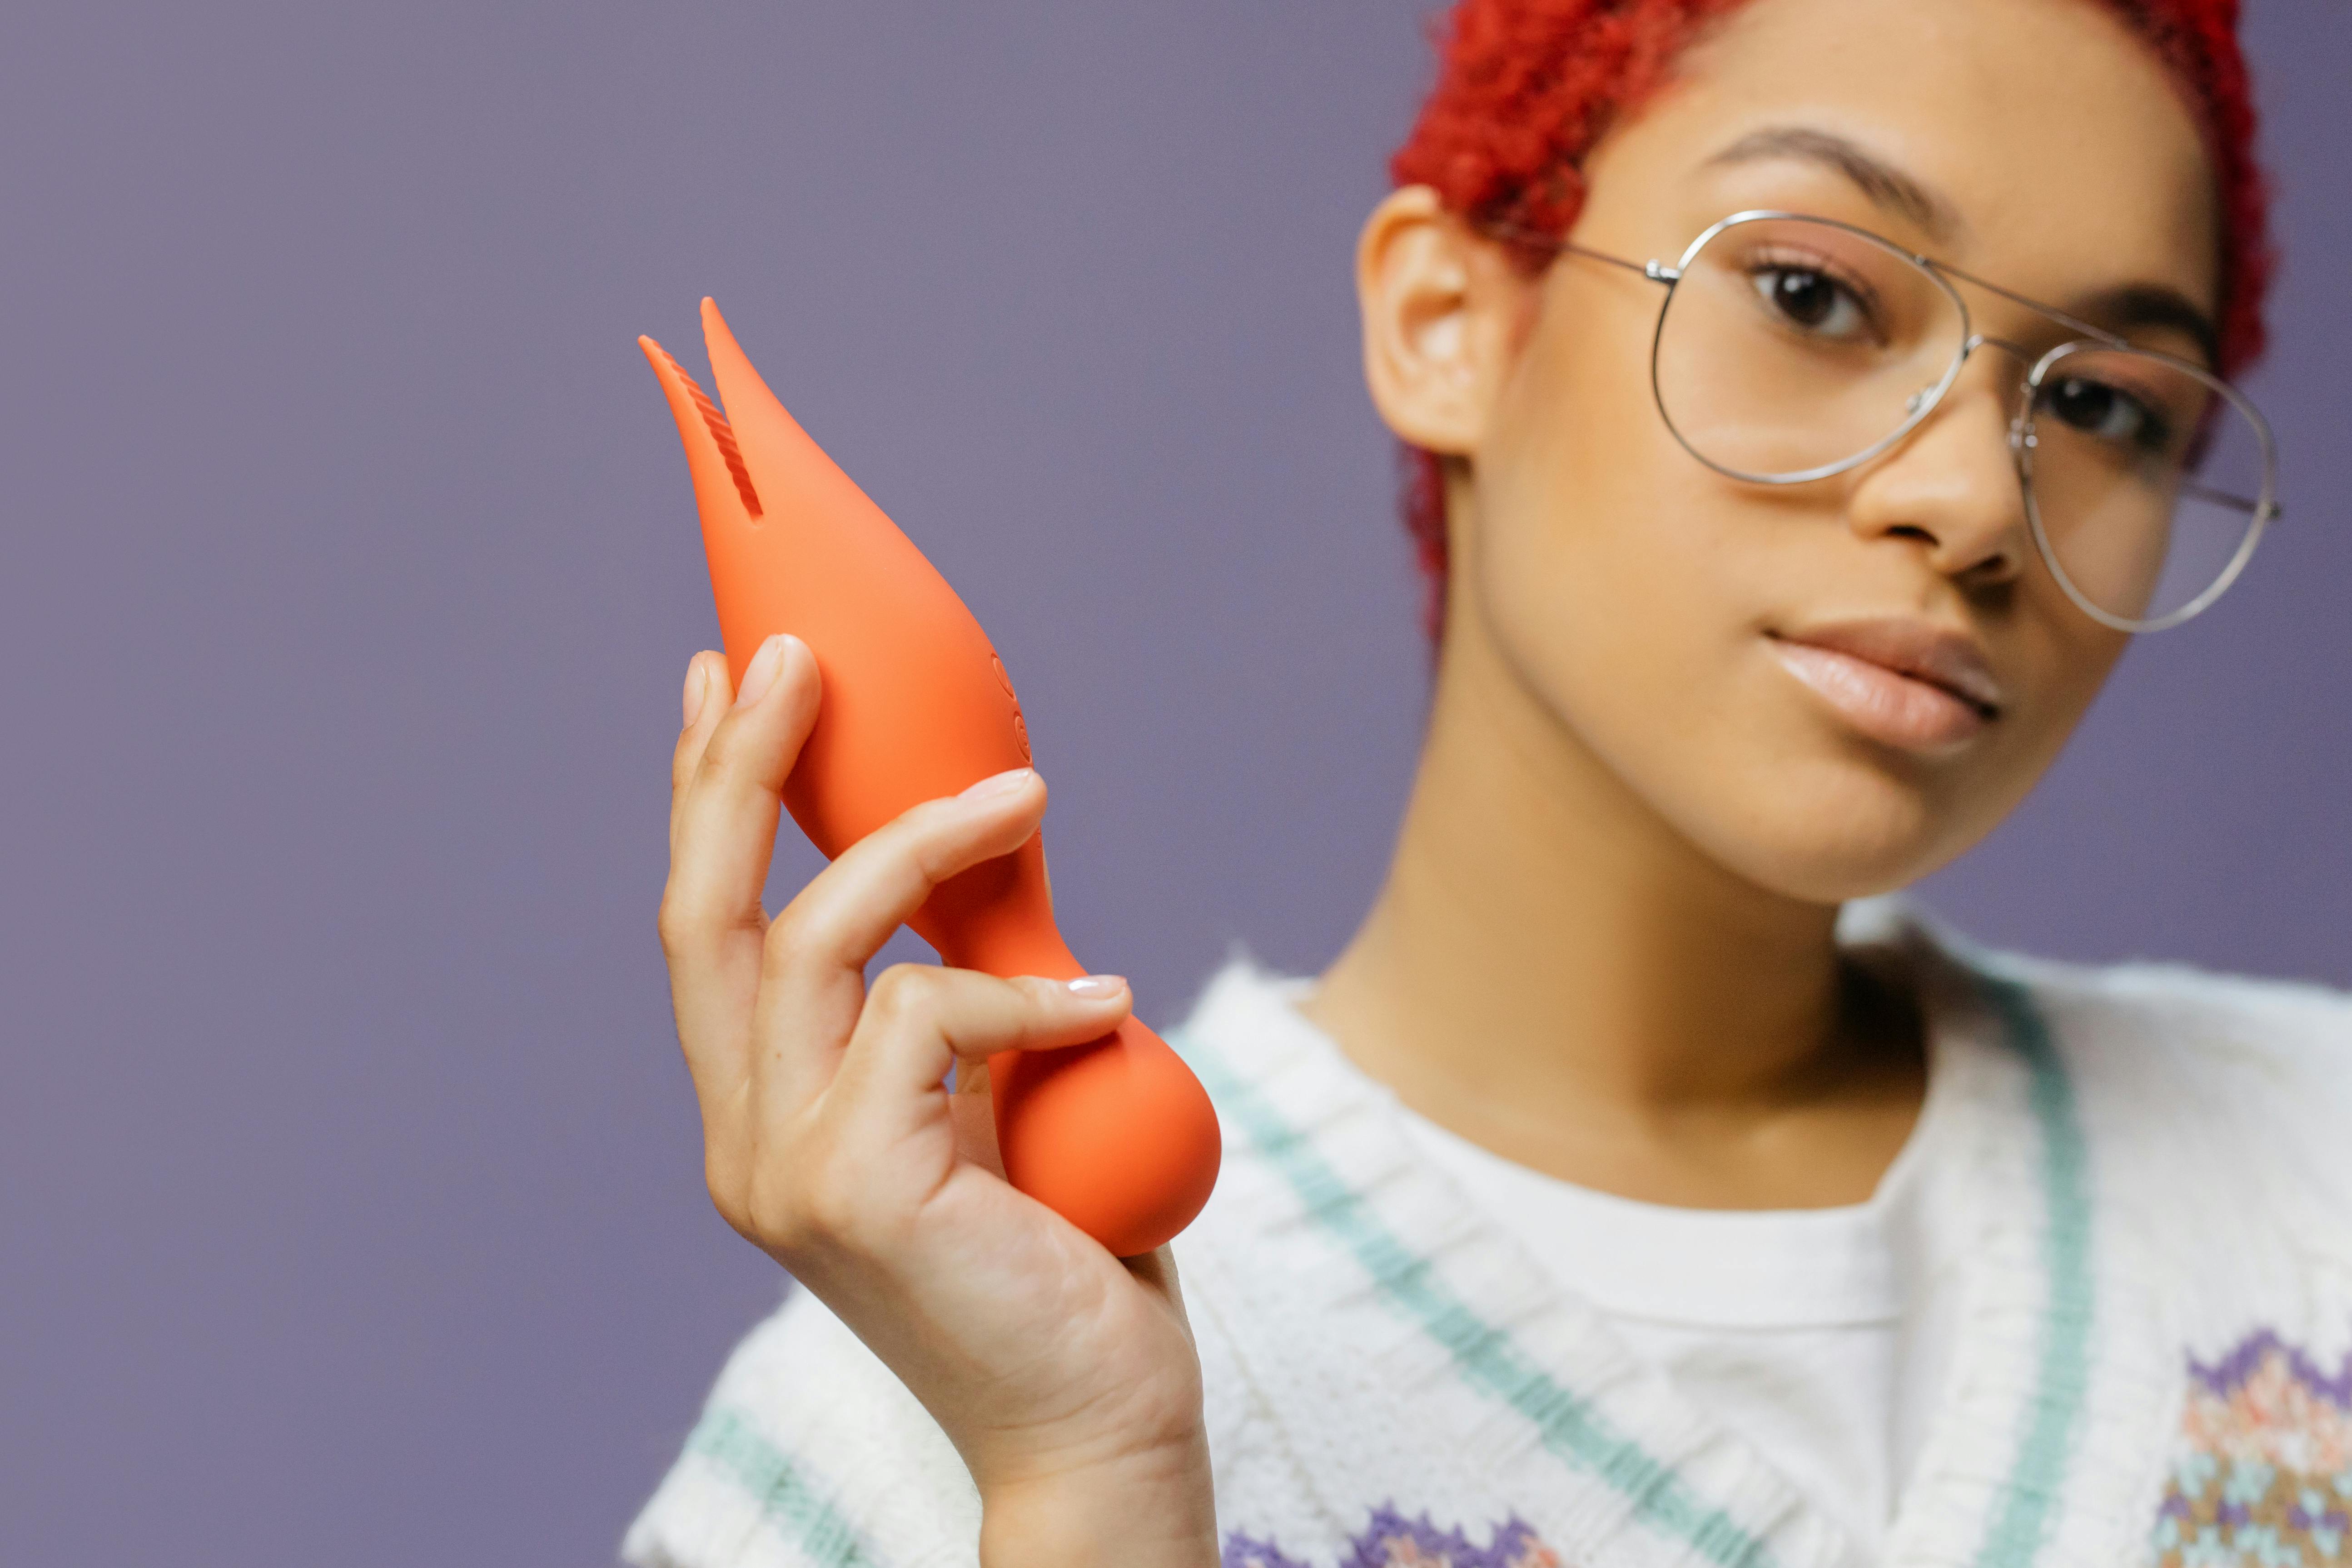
[658, 634, 1216, 1559]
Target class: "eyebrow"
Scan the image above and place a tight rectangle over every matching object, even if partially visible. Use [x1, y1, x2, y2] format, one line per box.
[2072, 283, 2222, 368]
[1705, 126, 1960, 242]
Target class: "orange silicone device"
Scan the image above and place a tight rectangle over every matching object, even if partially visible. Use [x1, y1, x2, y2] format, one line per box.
[639, 299, 1221, 1258]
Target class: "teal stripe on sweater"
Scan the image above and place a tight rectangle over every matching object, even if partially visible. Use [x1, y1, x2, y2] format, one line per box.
[1970, 978, 2094, 1568]
[686, 1405, 875, 1567]
[1179, 1033, 1779, 1568]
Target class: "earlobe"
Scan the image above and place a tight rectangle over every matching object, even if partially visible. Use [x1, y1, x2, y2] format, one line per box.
[1357, 185, 1496, 456]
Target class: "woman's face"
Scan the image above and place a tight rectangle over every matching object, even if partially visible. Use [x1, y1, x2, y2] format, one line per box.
[1400, 0, 2223, 901]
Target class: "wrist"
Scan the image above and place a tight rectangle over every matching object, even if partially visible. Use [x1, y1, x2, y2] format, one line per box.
[977, 1437, 1217, 1568]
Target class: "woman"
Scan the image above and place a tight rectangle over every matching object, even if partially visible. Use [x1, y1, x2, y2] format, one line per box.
[626, 1, 2347, 1564]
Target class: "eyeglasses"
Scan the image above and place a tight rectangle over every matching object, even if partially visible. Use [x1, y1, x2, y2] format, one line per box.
[1489, 210, 2282, 632]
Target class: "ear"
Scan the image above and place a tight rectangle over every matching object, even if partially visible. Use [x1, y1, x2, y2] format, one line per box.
[1356, 185, 1530, 457]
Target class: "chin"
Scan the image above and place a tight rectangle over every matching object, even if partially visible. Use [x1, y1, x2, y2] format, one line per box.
[1673, 752, 1985, 906]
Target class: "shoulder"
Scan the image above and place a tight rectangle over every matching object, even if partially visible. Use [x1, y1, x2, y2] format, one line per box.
[1905, 925, 2352, 1549]
[1895, 902, 2352, 1255]
[622, 1284, 980, 1568]
[1977, 934, 2352, 1146]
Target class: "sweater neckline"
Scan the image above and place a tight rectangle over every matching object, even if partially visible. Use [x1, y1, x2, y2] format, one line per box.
[1170, 898, 2123, 1568]
[1382, 1088, 1920, 1330]
[1313, 945, 1961, 1334]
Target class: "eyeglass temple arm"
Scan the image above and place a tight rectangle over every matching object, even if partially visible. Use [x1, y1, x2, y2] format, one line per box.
[1479, 221, 1680, 284]
[1569, 244, 1680, 284]
[2180, 478, 2282, 521]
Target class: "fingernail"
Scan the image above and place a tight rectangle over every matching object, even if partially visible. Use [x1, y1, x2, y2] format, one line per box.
[681, 657, 708, 728]
[960, 767, 1035, 800]
[1066, 974, 1127, 998]
[734, 634, 788, 708]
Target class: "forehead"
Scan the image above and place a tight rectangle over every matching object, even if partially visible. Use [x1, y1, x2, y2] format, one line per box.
[1590, 0, 2221, 306]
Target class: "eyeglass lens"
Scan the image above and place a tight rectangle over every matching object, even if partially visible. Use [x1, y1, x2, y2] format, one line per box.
[1650, 215, 2269, 629]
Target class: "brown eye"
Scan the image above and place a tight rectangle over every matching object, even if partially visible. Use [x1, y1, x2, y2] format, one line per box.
[1750, 266, 1871, 340]
[2044, 374, 2172, 455]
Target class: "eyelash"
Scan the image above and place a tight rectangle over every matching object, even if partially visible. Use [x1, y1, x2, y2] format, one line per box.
[1742, 247, 1886, 338]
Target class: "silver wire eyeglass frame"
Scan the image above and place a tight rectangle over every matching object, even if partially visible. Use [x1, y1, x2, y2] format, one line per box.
[1486, 209, 2284, 633]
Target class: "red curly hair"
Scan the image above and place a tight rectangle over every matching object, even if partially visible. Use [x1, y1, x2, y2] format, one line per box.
[1388, 0, 2276, 640]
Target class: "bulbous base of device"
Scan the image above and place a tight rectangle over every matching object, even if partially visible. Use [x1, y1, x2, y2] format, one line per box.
[990, 1013, 1223, 1258]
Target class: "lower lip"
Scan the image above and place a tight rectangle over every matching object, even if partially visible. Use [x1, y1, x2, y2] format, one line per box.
[1767, 637, 1992, 751]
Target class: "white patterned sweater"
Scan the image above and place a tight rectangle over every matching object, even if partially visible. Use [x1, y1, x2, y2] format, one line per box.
[623, 901, 2352, 1568]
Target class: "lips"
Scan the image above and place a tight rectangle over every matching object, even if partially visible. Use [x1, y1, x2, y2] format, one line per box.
[1766, 618, 2005, 751]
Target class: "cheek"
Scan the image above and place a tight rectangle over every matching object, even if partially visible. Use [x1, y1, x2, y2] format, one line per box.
[1476, 406, 1822, 844]
[1475, 297, 1743, 677]
[2000, 615, 2129, 779]
[1471, 308, 1776, 758]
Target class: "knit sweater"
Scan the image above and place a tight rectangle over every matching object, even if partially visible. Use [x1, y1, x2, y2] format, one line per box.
[621, 899, 2352, 1568]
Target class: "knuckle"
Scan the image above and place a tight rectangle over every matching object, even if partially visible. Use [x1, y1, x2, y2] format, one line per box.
[862, 963, 936, 1029]
[908, 807, 975, 882]
[656, 892, 703, 956]
[1008, 972, 1061, 1010]
[711, 1140, 826, 1256]
[760, 904, 811, 973]
[883, 798, 966, 879]
[693, 718, 752, 787]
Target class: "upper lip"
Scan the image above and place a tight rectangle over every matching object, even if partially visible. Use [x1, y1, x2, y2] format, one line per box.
[1771, 617, 2006, 717]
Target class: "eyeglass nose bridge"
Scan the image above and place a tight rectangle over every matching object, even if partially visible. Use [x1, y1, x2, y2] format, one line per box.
[1902, 332, 2046, 449]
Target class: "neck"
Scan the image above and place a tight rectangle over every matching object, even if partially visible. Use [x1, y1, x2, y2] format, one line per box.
[1302, 580, 1921, 1207]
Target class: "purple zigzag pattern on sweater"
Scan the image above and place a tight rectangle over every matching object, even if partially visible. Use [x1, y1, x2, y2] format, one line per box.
[1223, 1504, 1564, 1568]
[2149, 1326, 2352, 1566]
[2188, 1326, 2352, 1409]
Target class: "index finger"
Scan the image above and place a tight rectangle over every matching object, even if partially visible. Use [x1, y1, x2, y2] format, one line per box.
[671, 649, 733, 856]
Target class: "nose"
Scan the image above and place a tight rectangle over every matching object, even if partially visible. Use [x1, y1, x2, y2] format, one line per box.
[1842, 346, 2033, 591]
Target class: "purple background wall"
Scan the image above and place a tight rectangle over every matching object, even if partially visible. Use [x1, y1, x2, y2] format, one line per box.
[2, 4, 2343, 1563]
